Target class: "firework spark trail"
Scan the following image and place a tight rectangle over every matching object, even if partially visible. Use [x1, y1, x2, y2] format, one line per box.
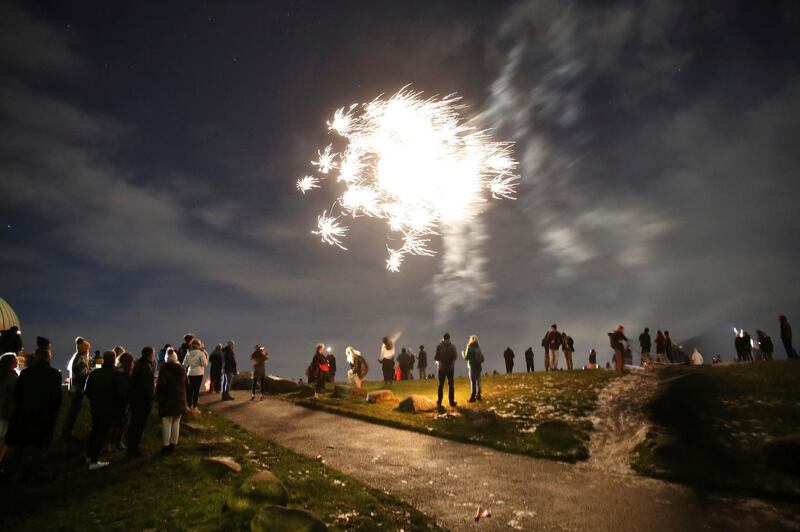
[299, 87, 519, 271]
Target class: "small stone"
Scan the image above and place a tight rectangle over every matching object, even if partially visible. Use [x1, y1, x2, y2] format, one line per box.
[251, 505, 328, 532]
[203, 456, 242, 472]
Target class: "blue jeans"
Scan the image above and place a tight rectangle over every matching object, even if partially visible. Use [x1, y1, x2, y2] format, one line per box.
[222, 372, 235, 396]
[469, 366, 482, 399]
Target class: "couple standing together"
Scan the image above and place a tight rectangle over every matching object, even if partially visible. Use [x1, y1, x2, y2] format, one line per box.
[434, 333, 484, 410]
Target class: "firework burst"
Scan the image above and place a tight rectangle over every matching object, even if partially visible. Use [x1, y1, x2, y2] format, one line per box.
[298, 86, 518, 271]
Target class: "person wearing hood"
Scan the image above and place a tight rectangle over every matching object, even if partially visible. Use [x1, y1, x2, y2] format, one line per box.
[346, 346, 368, 389]
[434, 333, 458, 409]
[126, 347, 155, 458]
[5, 338, 61, 478]
[157, 349, 188, 453]
[250, 345, 269, 401]
[177, 334, 194, 365]
[183, 338, 208, 412]
[0, 353, 19, 467]
[379, 336, 395, 386]
[690, 348, 704, 366]
[61, 336, 92, 440]
[463, 335, 484, 402]
[84, 350, 124, 469]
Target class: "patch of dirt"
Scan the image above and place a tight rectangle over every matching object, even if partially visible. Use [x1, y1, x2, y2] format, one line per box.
[582, 372, 658, 475]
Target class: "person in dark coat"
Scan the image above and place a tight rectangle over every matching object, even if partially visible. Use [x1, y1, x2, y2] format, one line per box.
[0, 326, 23, 355]
[157, 350, 188, 453]
[588, 349, 598, 369]
[208, 343, 224, 393]
[742, 331, 753, 362]
[756, 330, 774, 361]
[434, 333, 458, 409]
[608, 325, 629, 372]
[541, 335, 550, 371]
[126, 347, 155, 458]
[325, 349, 337, 382]
[61, 336, 92, 440]
[221, 340, 237, 401]
[417, 345, 427, 380]
[177, 334, 194, 365]
[250, 345, 269, 400]
[397, 348, 413, 380]
[5, 337, 62, 479]
[639, 328, 651, 366]
[503, 347, 515, 374]
[664, 331, 674, 363]
[524, 347, 534, 372]
[310, 344, 329, 397]
[562, 334, 575, 371]
[112, 352, 134, 449]
[84, 350, 124, 469]
[544, 325, 562, 370]
[779, 315, 798, 359]
[655, 330, 666, 363]
[734, 330, 747, 362]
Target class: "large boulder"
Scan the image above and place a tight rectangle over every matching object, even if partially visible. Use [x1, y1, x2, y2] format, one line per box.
[397, 395, 437, 413]
[239, 471, 289, 506]
[251, 506, 327, 532]
[203, 456, 242, 473]
[266, 375, 300, 394]
[461, 408, 497, 428]
[763, 433, 800, 476]
[365, 389, 394, 403]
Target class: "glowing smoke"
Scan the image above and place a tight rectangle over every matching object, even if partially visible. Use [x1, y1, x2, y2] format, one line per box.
[297, 87, 519, 272]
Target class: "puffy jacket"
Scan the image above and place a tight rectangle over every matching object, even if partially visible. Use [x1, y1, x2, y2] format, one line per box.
[183, 349, 208, 377]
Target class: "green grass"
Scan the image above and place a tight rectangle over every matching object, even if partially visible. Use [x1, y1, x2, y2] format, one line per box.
[0, 391, 441, 531]
[289, 370, 619, 462]
[633, 360, 800, 500]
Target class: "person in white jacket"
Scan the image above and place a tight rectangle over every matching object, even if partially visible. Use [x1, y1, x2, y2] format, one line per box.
[690, 348, 704, 366]
[183, 339, 208, 412]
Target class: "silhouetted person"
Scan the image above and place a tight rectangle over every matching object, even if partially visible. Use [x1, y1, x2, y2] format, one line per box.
[524, 347, 534, 372]
[435, 333, 457, 409]
[588, 349, 597, 369]
[61, 336, 92, 440]
[84, 350, 123, 469]
[157, 350, 188, 453]
[221, 340, 237, 401]
[562, 334, 575, 371]
[126, 347, 155, 457]
[541, 335, 550, 371]
[379, 337, 395, 386]
[503, 347, 515, 374]
[0, 326, 22, 355]
[639, 328, 651, 366]
[5, 338, 61, 479]
[417, 345, 427, 380]
[397, 348, 413, 380]
[250, 345, 268, 400]
[655, 330, 666, 363]
[734, 331, 746, 362]
[608, 325, 628, 372]
[756, 330, 774, 361]
[310, 343, 328, 398]
[664, 331, 674, 363]
[0, 353, 19, 469]
[208, 343, 224, 393]
[544, 324, 562, 370]
[112, 351, 134, 449]
[177, 333, 194, 365]
[742, 331, 753, 362]
[326, 349, 337, 382]
[779, 315, 797, 359]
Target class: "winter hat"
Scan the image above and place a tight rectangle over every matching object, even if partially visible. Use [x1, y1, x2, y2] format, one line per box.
[36, 336, 51, 348]
[76, 337, 91, 353]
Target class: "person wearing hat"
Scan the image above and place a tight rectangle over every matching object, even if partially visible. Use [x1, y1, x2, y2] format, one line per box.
[5, 337, 62, 478]
[61, 337, 92, 440]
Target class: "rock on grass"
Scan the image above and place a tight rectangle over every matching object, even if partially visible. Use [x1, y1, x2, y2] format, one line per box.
[251, 505, 327, 532]
[239, 471, 289, 506]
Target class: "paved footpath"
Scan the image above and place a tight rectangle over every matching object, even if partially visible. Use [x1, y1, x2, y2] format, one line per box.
[202, 392, 799, 531]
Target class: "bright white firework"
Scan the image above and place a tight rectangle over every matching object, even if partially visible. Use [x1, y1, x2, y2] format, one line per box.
[298, 86, 519, 271]
[296, 175, 320, 194]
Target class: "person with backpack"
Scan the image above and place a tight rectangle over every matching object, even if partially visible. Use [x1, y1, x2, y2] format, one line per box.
[346, 346, 368, 389]
[434, 333, 458, 410]
[463, 335, 484, 402]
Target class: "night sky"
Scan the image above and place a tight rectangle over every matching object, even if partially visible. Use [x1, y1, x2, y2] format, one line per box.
[2, 0, 799, 377]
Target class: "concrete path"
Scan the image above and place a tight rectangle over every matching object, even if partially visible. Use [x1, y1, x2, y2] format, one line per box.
[201, 392, 799, 531]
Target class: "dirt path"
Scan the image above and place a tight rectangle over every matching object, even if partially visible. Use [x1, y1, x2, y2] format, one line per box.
[199, 390, 799, 531]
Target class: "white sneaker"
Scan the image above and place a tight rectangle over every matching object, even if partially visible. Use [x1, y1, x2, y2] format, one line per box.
[89, 461, 109, 470]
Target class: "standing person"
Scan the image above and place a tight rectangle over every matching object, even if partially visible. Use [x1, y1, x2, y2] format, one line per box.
[756, 330, 774, 361]
[157, 350, 187, 454]
[463, 335, 484, 402]
[639, 328, 652, 366]
[503, 347, 515, 374]
[0, 353, 19, 467]
[779, 315, 798, 359]
[742, 331, 754, 362]
[562, 334, 575, 371]
[524, 347, 534, 372]
[397, 348, 412, 380]
[61, 337, 92, 440]
[183, 339, 208, 412]
[5, 339, 61, 478]
[250, 345, 269, 401]
[545, 325, 562, 371]
[157, 344, 172, 371]
[208, 343, 224, 393]
[326, 348, 337, 382]
[608, 325, 629, 372]
[434, 333, 458, 410]
[126, 347, 155, 458]
[177, 334, 194, 365]
[379, 336, 395, 386]
[690, 348, 704, 366]
[310, 344, 329, 398]
[409, 350, 416, 380]
[417, 345, 428, 380]
[84, 351, 120, 470]
[588, 349, 597, 369]
[734, 330, 746, 362]
[655, 330, 666, 363]
[346, 346, 368, 389]
[112, 352, 134, 449]
[541, 335, 550, 371]
[221, 340, 237, 401]
[664, 331, 674, 363]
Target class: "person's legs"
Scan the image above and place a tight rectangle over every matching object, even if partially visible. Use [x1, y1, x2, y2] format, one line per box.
[476, 372, 482, 401]
[88, 413, 113, 463]
[169, 416, 181, 445]
[251, 373, 257, 396]
[437, 370, 445, 405]
[126, 403, 150, 456]
[260, 373, 267, 397]
[614, 349, 624, 371]
[61, 392, 83, 439]
[447, 369, 455, 406]
[468, 368, 477, 401]
[161, 417, 171, 447]
[190, 376, 203, 408]
[566, 351, 573, 371]
[419, 367, 425, 380]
